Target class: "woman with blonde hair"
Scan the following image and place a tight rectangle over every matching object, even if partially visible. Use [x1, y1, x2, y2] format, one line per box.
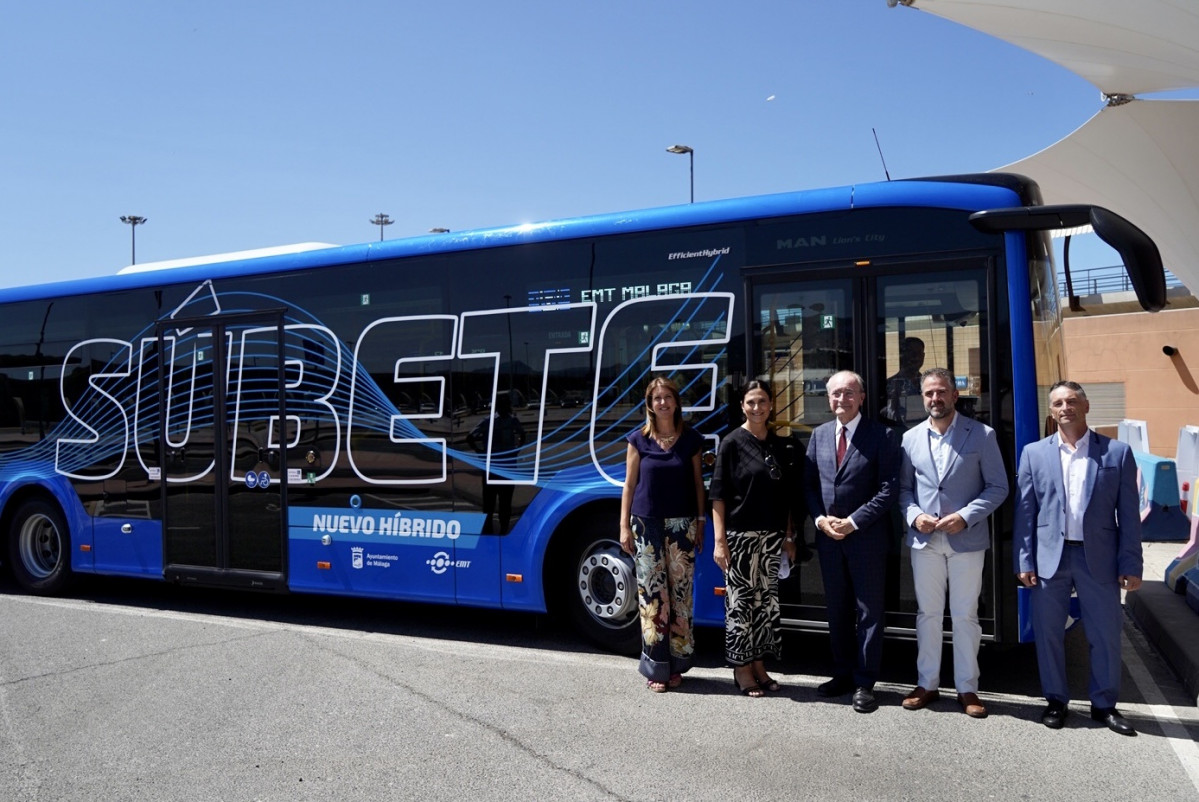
[620, 376, 706, 692]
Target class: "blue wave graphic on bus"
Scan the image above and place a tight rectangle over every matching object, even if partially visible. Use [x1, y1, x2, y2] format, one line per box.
[4, 262, 730, 493]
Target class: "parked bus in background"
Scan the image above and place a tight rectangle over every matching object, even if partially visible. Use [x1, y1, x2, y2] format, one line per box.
[0, 174, 1164, 652]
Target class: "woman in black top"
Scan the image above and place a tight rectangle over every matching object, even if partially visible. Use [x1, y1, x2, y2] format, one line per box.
[711, 380, 804, 696]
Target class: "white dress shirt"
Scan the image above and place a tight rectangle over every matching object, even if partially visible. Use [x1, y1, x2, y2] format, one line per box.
[837, 413, 862, 457]
[927, 414, 958, 516]
[1058, 430, 1091, 542]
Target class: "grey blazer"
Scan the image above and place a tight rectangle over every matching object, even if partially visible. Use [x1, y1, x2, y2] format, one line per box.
[899, 414, 1009, 552]
[1013, 431, 1143, 581]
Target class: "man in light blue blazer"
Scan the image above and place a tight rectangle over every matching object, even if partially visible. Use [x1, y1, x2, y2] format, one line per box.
[1014, 381, 1143, 735]
[899, 368, 1008, 719]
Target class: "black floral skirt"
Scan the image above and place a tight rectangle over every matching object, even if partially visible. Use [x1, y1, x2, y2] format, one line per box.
[723, 528, 784, 666]
[630, 515, 698, 682]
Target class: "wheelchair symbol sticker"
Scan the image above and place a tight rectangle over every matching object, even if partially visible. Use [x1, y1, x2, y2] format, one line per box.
[245, 471, 272, 489]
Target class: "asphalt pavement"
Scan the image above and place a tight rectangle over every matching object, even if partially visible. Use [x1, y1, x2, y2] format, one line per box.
[2, 569, 1198, 802]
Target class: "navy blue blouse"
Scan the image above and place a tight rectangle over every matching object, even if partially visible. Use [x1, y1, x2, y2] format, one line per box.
[627, 427, 703, 519]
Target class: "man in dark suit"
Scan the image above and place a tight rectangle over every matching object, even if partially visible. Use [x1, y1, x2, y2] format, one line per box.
[804, 370, 901, 713]
[1014, 381, 1143, 735]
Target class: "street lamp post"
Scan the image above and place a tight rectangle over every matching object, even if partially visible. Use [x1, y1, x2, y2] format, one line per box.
[370, 213, 394, 241]
[119, 215, 147, 264]
[503, 294, 515, 394]
[666, 145, 694, 203]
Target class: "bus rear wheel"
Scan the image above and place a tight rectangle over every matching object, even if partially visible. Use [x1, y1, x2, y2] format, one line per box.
[562, 527, 640, 655]
[8, 499, 72, 595]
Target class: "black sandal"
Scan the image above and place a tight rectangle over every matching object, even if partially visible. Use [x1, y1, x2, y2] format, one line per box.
[758, 675, 781, 692]
[734, 671, 764, 697]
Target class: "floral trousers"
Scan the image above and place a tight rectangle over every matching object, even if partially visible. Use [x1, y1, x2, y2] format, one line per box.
[630, 514, 698, 683]
[724, 528, 784, 666]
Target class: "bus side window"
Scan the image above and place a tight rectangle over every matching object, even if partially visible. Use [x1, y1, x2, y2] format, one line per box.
[876, 270, 988, 430]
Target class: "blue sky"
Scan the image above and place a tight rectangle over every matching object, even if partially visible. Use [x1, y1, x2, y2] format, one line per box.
[2, 1, 1119, 285]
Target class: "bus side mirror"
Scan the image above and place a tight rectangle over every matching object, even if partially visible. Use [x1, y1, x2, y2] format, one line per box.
[1087, 206, 1166, 313]
[968, 204, 1166, 313]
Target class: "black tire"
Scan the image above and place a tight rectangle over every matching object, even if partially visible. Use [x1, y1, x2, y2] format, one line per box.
[8, 499, 73, 594]
[559, 522, 640, 655]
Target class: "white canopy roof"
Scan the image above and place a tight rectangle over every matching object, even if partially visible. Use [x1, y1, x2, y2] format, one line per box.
[904, 0, 1199, 95]
[999, 99, 1199, 294]
[900, 0, 1199, 293]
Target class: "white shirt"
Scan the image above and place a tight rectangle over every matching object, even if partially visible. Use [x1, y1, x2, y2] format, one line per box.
[926, 414, 958, 518]
[837, 413, 862, 454]
[1058, 430, 1091, 542]
[927, 414, 958, 482]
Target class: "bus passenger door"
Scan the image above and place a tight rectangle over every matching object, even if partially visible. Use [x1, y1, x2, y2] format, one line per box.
[157, 313, 288, 590]
[747, 277, 857, 627]
[748, 260, 997, 639]
[874, 266, 997, 639]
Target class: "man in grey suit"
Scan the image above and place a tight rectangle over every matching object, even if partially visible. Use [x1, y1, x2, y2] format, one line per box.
[804, 370, 900, 713]
[899, 368, 1008, 718]
[1014, 381, 1143, 735]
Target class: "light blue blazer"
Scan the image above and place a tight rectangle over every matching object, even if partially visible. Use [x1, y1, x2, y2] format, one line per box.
[1013, 431, 1143, 581]
[900, 415, 1009, 553]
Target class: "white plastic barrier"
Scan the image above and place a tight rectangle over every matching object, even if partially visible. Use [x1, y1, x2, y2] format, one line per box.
[1118, 419, 1150, 453]
[1176, 425, 1199, 509]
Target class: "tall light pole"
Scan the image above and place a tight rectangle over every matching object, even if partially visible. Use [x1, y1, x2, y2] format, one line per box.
[666, 145, 694, 203]
[120, 215, 147, 264]
[503, 294, 515, 394]
[370, 213, 394, 241]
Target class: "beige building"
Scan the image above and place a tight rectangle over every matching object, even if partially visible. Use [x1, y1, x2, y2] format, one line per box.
[1062, 289, 1199, 459]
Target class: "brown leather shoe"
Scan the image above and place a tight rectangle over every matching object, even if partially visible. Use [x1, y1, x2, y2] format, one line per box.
[902, 686, 940, 710]
[959, 692, 988, 718]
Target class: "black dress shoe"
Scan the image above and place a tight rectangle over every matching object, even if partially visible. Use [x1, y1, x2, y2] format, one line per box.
[1041, 700, 1068, 729]
[817, 677, 854, 697]
[852, 687, 878, 713]
[1091, 707, 1137, 736]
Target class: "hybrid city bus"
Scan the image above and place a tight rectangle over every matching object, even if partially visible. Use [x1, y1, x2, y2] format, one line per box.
[0, 173, 1165, 651]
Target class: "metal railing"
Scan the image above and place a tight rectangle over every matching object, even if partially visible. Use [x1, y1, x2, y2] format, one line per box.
[1059, 264, 1185, 296]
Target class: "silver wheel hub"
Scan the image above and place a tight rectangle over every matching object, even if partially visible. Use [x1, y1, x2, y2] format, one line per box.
[576, 542, 637, 626]
[18, 513, 62, 580]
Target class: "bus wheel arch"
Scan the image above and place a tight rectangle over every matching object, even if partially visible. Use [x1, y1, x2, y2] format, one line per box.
[5, 494, 73, 595]
[546, 502, 639, 655]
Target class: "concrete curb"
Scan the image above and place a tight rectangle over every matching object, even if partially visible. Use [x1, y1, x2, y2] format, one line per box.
[1127, 580, 1199, 706]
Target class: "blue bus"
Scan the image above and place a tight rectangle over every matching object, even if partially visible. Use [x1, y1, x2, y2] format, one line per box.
[0, 173, 1163, 651]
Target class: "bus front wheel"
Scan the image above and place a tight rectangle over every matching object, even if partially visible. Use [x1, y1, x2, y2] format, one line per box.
[8, 499, 73, 595]
[561, 526, 640, 655]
